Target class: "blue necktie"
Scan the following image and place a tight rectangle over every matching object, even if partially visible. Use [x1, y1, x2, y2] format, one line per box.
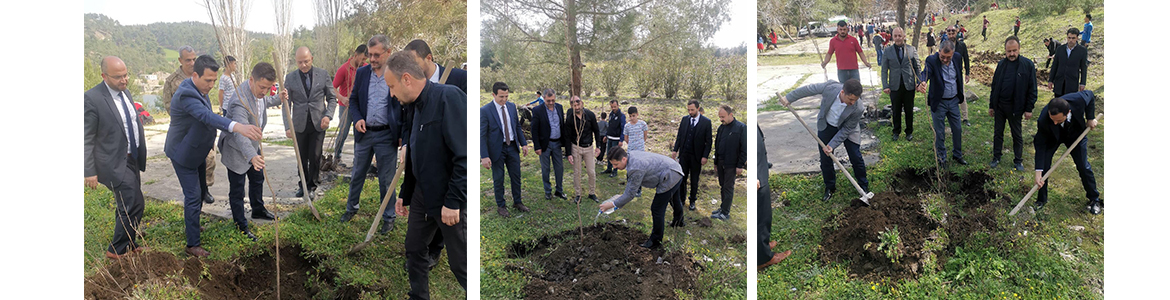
[117, 92, 139, 161]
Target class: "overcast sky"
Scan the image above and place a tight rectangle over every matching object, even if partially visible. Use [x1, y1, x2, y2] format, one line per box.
[84, 0, 318, 34]
[708, 0, 750, 48]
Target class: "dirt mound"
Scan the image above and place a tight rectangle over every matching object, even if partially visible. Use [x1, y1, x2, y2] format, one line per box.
[819, 169, 1006, 281]
[84, 245, 356, 300]
[971, 50, 1004, 65]
[510, 223, 700, 299]
[970, 64, 995, 86]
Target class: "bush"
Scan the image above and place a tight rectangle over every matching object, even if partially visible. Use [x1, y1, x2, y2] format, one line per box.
[659, 57, 683, 99]
[600, 62, 625, 97]
[632, 58, 658, 98]
[717, 55, 746, 101]
[686, 57, 714, 99]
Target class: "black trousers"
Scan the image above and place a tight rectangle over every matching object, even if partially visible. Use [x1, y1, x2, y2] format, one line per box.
[227, 165, 266, 231]
[716, 164, 736, 213]
[405, 201, 467, 299]
[678, 152, 703, 203]
[649, 180, 684, 243]
[107, 156, 145, 255]
[295, 121, 326, 190]
[491, 143, 523, 207]
[992, 107, 1024, 164]
[890, 88, 915, 135]
[757, 177, 774, 263]
[818, 125, 869, 192]
[1037, 137, 1100, 204]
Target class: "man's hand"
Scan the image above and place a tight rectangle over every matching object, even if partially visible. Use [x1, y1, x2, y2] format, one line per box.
[481, 157, 491, 169]
[864, 62, 872, 69]
[85, 176, 99, 189]
[568, 155, 575, 165]
[916, 82, 929, 93]
[671, 151, 678, 160]
[823, 145, 833, 156]
[776, 92, 790, 107]
[737, 168, 744, 176]
[988, 108, 995, 117]
[536, 149, 543, 156]
[1035, 171, 1045, 188]
[599, 201, 616, 212]
[821, 61, 828, 69]
[1078, 84, 1086, 92]
[251, 155, 265, 171]
[1048, 82, 1053, 90]
[522, 146, 529, 157]
[279, 89, 288, 102]
[320, 117, 331, 130]
[286, 129, 294, 139]
[1025, 112, 1033, 120]
[339, 96, 349, 106]
[754, 179, 760, 189]
[883, 88, 891, 94]
[235, 124, 263, 141]
[965, 76, 970, 84]
[595, 148, 601, 156]
[395, 198, 408, 216]
[1088, 119, 1098, 130]
[355, 119, 367, 133]
[701, 157, 708, 165]
[441, 206, 461, 226]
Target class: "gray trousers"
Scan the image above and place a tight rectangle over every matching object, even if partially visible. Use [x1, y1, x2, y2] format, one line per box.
[931, 98, 964, 161]
[539, 140, 565, 195]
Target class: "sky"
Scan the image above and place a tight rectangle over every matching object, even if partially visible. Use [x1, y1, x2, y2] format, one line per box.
[707, 0, 751, 48]
[84, 0, 318, 34]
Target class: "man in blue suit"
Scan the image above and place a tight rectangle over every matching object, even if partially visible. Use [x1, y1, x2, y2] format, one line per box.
[481, 82, 529, 217]
[164, 55, 263, 258]
[917, 40, 968, 167]
[530, 89, 567, 200]
[341, 34, 403, 235]
[403, 39, 467, 93]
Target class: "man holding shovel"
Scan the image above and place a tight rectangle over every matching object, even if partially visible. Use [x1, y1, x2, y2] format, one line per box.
[1033, 91, 1101, 214]
[219, 62, 284, 242]
[599, 147, 685, 249]
[778, 79, 870, 203]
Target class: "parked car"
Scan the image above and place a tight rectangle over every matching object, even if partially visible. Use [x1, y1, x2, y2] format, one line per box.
[797, 22, 833, 38]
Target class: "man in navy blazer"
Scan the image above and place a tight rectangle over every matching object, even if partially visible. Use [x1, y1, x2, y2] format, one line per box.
[529, 89, 567, 200]
[341, 35, 403, 235]
[1033, 91, 1101, 214]
[404, 39, 467, 93]
[481, 82, 529, 217]
[164, 55, 262, 258]
[917, 40, 968, 166]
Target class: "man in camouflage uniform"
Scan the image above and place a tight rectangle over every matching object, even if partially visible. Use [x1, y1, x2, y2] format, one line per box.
[162, 46, 217, 204]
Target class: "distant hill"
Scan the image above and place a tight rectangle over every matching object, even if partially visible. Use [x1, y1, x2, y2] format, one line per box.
[83, 13, 274, 74]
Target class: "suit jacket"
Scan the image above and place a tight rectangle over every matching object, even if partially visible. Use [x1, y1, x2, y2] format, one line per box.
[480, 101, 527, 161]
[530, 103, 565, 152]
[1034, 90, 1096, 171]
[714, 119, 747, 168]
[399, 81, 467, 216]
[672, 114, 713, 158]
[881, 44, 921, 91]
[219, 79, 282, 174]
[613, 151, 684, 208]
[784, 81, 863, 149]
[284, 67, 338, 133]
[348, 65, 402, 144]
[919, 52, 967, 111]
[1049, 43, 1088, 96]
[562, 108, 601, 155]
[955, 40, 970, 77]
[988, 56, 1038, 116]
[436, 64, 468, 93]
[84, 82, 147, 187]
[165, 78, 235, 169]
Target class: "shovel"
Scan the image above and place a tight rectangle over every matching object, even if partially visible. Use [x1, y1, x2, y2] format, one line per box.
[776, 93, 874, 205]
[348, 145, 407, 255]
[1008, 114, 1102, 216]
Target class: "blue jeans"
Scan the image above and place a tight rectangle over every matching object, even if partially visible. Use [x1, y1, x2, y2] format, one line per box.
[931, 98, 964, 161]
[875, 47, 884, 64]
[818, 125, 868, 192]
[539, 140, 565, 195]
[492, 143, 523, 207]
[604, 139, 621, 171]
[1037, 137, 1099, 204]
[346, 128, 397, 221]
[837, 69, 860, 83]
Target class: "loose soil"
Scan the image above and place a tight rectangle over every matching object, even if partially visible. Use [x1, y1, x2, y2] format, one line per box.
[820, 169, 1006, 281]
[508, 223, 700, 299]
[84, 245, 358, 300]
[968, 51, 1052, 89]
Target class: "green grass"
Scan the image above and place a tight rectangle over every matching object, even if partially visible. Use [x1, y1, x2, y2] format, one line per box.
[759, 73, 813, 112]
[758, 67, 1105, 299]
[84, 177, 466, 299]
[164, 48, 179, 62]
[478, 93, 748, 299]
[758, 54, 826, 66]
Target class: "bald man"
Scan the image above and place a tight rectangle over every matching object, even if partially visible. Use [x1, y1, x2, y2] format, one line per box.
[283, 46, 338, 197]
[85, 56, 149, 259]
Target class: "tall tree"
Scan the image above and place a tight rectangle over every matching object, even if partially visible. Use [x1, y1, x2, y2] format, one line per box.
[911, 0, 928, 49]
[273, 0, 294, 86]
[313, 0, 345, 73]
[203, 0, 253, 83]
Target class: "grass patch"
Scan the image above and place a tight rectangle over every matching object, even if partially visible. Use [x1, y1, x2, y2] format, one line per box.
[759, 73, 813, 112]
[759, 53, 826, 66]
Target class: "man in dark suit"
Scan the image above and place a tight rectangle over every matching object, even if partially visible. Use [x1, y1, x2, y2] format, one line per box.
[164, 55, 263, 258]
[219, 62, 284, 242]
[564, 96, 602, 203]
[383, 50, 467, 299]
[757, 126, 791, 271]
[672, 100, 713, 211]
[480, 82, 528, 217]
[1048, 28, 1089, 97]
[84, 56, 150, 259]
[340, 35, 403, 235]
[880, 27, 921, 141]
[1033, 91, 1101, 214]
[779, 80, 870, 202]
[917, 40, 969, 167]
[711, 105, 745, 221]
[283, 47, 338, 197]
[530, 89, 567, 200]
[403, 39, 467, 93]
[988, 36, 1038, 171]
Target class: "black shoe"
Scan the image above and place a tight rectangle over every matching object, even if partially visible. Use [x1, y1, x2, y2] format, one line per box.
[990, 159, 1000, 168]
[554, 191, 567, 200]
[963, 119, 972, 127]
[295, 187, 304, 198]
[339, 211, 356, 223]
[379, 218, 395, 234]
[1098, 198, 1104, 208]
[243, 230, 258, 242]
[688, 203, 696, 211]
[640, 239, 662, 249]
[906, 134, 913, 141]
[251, 210, 275, 220]
[1087, 200, 1102, 215]
[712, 212, 730, 221]
[545, 193, 552, 200]
[670, 219, 686, 227]
[609, 172, 617, 178]
[1033, 200, 1047, 212]
[822, 189, 835, 202]
[588, 194, 599, 203]
[1014, 162, 1025, 171]
[892, 133, 900, 141]
[952, 156, 968, 165]
[203, 191, 215, 204]
[573, 196, 581, 204]
[368, 165, 378, 176]
[710, 209, 722, 218]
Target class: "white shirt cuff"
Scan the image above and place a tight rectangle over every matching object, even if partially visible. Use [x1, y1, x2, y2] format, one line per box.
[228, 121, 237, 132]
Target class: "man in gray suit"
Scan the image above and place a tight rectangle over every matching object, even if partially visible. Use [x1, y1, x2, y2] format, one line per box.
[219, 62, 285, 241]
[881, 27, 921, 141]
[84, 56, 149, 259]
[599, 148, 685, 249]
[778, 79, 870, 202]
[283, 47, 338, 197]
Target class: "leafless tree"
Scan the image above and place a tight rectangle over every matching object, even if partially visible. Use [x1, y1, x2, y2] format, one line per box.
[203, 0, 253, 85]
[313, 0, 346, 73]
[273, 0, 293, 86]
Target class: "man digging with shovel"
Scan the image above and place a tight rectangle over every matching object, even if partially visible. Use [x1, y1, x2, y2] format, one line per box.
[1032, 92, 1102, 215]
[598, 147, 686, 249]
[777, 79, 871, 204]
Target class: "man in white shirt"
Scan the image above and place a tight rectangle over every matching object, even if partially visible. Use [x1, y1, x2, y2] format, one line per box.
[481, 82, 529, 217]
[217, 55, 238, 115]
[777, 79, 870, 202]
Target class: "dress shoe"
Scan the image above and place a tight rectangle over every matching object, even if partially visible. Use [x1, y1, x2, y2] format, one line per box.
[132, 246, 151, 254]
[514, 203, 530, 213]
[640, 239, 662, 249]
[1098, 198, 1104, 208]
[669, 219, 686, 227]
[712, 212, 730, 221]
[252, 210, 276, 220]
[203, 191, 215, 204]
[243, 230, 259, 242]
[295, 187, 305, 198]
[963, 119, 972, 127]
[758, 250, 792, 272]
[497, 207, 510, 217]
[609, 172, 616, 178]
[822, 189, 836, 202]
[545, 193, 552, 200]
[105, 250, 131, 260]
[1014, 162, 1025, 171]
[573, 196, 581, 204]
[1087, 200, 1102, 215]
[554, 191, 567, 200]
[952, 156, 968, 165]
[339, 211, 356, 223]
[1033, 199, 1047, 212]
[710, 209, 723, 218]
[906, 134, 913, 141]
[768, 241, 778, 250]
[892, 133, 900, 141]
[688, 203, 696, 211]
[588, 194, 599, 203]
[379, 219, 395, 234]
[989, 159, 1000, 168]
[186, 246, 211, 258]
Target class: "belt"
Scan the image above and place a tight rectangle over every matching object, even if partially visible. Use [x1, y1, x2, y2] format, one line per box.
[549, 138, 561, 142]
[367, 124, 391, 131]
[942, 96, 957, 101]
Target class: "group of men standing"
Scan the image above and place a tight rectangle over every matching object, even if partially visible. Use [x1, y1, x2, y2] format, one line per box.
[84, 36, 469, 298]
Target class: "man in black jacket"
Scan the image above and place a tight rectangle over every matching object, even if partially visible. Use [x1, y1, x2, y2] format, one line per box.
[530, 89, 567, 200]
[672, 100, 713, 211]
[564, 96, 602, 203]
[1049, 28, 1089, 97]
[385, 50, 467, 298]
[711, 105, 745, 221]
[601, 100, 625, 176]
[1033, 91, 1101, 215]
[988, 36, 1038, 171]
[756, 126, 791, 271]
